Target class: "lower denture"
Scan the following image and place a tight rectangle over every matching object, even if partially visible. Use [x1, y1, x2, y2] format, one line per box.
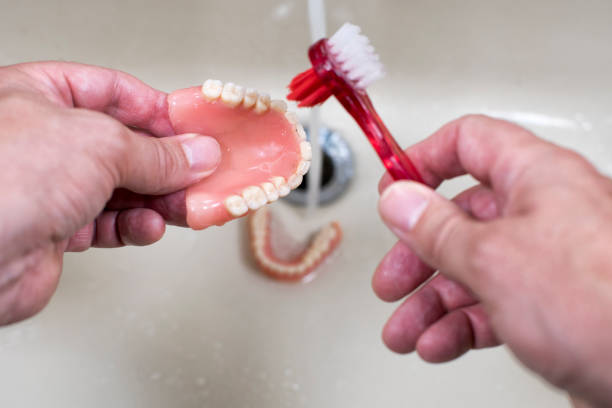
[168, 80, 311, 230]
[248, 207, 342, 281]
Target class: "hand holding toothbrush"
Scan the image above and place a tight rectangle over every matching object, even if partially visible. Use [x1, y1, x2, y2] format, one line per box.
[287, 21, 611, 406]
[377, 114, 612, 408]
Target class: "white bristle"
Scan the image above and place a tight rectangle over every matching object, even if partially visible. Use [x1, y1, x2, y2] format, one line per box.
[328, 22, 385, 89]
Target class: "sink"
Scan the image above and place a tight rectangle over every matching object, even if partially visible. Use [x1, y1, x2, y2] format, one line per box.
[2, 0, 611, 406]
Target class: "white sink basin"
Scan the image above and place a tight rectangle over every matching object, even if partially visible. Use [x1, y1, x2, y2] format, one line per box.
[3, 0, 611, 406]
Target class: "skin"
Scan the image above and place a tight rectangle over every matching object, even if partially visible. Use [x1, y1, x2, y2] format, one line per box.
[376, 115, 612, 408]
[1, 62, 607, 406]
[0, 62, 221, 326]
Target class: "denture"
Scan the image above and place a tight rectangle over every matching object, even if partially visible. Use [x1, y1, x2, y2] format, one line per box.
[248, 207, 342, 280]
[168, 80, 311, 229]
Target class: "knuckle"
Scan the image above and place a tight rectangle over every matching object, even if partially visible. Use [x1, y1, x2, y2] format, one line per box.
[554, 147, 593, 170]
[455, 114, 499, 139]
[458, 113, 536, 140]
[457, 113, 488, 128]
[515, 145, 595, 188]
[152, 142, 174, 180]
[151, 139, 187, 184]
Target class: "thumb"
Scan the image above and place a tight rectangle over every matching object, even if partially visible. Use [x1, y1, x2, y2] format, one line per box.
[378, 181, 484, 286]
[116, 132, 221, 195]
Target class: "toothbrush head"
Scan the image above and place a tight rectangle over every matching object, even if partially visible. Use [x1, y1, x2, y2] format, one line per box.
[287, 23, 386, 107]
[288, 23, 424, 183]
[327, 23, 385, 89]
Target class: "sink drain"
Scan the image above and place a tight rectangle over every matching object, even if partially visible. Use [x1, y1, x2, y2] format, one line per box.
[284, 126, 354, 206]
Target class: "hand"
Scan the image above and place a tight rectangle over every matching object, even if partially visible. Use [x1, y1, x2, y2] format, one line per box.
[376, 115, 612, 407]
[0, 62, 221, 326]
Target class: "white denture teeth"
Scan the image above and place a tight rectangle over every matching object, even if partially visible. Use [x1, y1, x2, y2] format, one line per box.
[295, 124, 307, 141]
[271, 176, 291, 197]
[198, 79, 312, 218]
[261, 182, 279, 202]
[286, 266, 300, 276]
[284, 111, 299, 125]
[247, 207, 342, 280]
[252, 227, 266, 244]
[253, 234, 266, 249]
[322, 227, 337, 242]
[253, 223, 266, 238]
[303, 258, 316, 269]
[254, 93, 271, 114]
[242, 186, 268, 210]
[270, 99, 287, 112]
[300, 141, 312, 161]
[202, 79, 224, 100]
[287, 174, 303, 189]
[313, 235, 329, 251]
[225, 195, 249, 216]
[297, 160, 311, 176]
[243, 88, 258, 109]
[261, 258, 275, 269]
[221, 82, 245, 107]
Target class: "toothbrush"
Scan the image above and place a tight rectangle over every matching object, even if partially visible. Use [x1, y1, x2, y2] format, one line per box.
[288, 23, 424, 183]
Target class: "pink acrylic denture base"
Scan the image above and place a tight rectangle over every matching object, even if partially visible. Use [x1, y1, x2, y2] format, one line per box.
[167, 86, 301, 230]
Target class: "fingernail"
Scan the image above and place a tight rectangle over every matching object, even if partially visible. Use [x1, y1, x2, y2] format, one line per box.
[180, 134, 221, 176]
[379, 181, 430, 231]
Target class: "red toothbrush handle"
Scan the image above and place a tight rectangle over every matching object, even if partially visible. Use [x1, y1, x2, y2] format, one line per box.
[303, 38, 423, 183]
[336, 91, 424, 182]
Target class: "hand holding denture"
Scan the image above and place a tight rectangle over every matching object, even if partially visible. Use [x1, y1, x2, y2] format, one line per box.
[0, 59, 315, 324]
[0, 62, 215, 323]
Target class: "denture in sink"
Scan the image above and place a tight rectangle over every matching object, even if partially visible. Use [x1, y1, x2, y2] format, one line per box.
[168, 80, 312, 229]
[248, 206, 342, 280]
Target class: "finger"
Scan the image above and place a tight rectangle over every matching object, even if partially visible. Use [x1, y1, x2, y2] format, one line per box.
[116, 208, 166, 246]
[106, 189, 187, 227]
[381, 275, 478, 354]
[16, 62, 175, 136]
[65, 222, 95, 252]
[378, 181, 487, 291]
[378, 114, 558, 195]
[114, 130, 221, 195]
[373, 241, 433, 302]
[416, 304, 500, 363]
[428, 274, 478, 310]
[0, 245, 63, 325]
[92, 211, 121, 248]
[384, 181, 499, 216]
[378, 172, 394, 194]
[65, 209, 166, 250]
[452, 184, 499, 221]
[93, 209, 166, 248]
[373, 184, 497, 301]
[382, 285, 446, 354]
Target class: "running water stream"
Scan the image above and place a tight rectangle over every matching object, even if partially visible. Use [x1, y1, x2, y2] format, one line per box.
[305, 0, 326, 213]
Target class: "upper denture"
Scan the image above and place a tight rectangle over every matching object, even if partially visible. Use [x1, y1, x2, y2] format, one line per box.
[168, 80, 311, 230]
